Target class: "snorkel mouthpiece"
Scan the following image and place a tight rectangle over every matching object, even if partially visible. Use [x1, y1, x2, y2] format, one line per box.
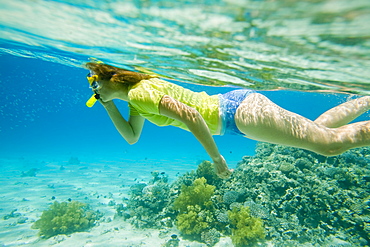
[86, 73, 99, 108]
[86, 94, 99, 107]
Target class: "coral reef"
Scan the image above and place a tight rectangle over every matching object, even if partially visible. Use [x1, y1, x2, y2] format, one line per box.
[122, 144, 370, 246]
[175, 208, 222, 245]
[176, 205, 209, 235]
[195, 160, 221, 186]
[223, 191, 240, 205]
[119, 171, 173, 228]
[32, 201, 102, 238]
[174, 177, 218, 240]
[173, 177, 215, 212]
[228, 205, 265, 247]
[232, 143, 370, 246]
[201, 228, 221, 246]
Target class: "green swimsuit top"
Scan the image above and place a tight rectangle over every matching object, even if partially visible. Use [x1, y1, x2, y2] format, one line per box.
[128, 78, 220, 135]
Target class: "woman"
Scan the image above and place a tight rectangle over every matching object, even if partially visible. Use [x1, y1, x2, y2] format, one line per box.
[85, 62, 370, 179]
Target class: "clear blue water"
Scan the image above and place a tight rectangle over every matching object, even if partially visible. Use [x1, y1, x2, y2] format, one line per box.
[0, 0, 369, 246]
[2, 53, 367, 165]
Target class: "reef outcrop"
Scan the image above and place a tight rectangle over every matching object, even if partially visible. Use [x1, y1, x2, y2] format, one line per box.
[121, 143, 370, 246]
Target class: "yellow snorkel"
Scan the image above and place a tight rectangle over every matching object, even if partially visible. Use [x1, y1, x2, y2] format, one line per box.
[86, 94, 98, 108]
[86, 74, 99, 108]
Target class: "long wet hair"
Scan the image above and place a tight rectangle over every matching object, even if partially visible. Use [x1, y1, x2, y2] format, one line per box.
[85, 62, 154, 86]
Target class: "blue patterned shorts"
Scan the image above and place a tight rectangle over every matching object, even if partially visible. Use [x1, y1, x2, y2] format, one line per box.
[219, 89, 255, 136]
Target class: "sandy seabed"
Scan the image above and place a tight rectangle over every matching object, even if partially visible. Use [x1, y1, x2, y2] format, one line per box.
[0, 155, 236, 247]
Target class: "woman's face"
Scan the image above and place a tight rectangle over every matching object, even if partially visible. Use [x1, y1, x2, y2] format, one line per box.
[96, 80, 113, 102]
[93, 80, 126, 102]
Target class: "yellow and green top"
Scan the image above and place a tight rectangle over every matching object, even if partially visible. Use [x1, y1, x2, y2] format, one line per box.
[128, 78, 220, 135]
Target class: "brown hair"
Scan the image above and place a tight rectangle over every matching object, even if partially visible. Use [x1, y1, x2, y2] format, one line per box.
[85, 62, 154, 85]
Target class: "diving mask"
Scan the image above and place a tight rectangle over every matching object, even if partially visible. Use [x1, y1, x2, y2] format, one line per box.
[86, 72, 100, 108]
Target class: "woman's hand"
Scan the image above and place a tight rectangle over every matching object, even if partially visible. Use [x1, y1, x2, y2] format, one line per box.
[98, 99, 144, 145]
[98, 99, 114, 109]
[213, 155, 232, 179]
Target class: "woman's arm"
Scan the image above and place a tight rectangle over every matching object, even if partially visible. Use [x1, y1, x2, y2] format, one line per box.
[159, 95, 231, 178]
[101, 100, 144, 144]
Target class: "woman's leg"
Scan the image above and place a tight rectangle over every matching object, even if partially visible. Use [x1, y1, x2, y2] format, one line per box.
[234, 93, 370, 156]
[314, 96, 370, 128]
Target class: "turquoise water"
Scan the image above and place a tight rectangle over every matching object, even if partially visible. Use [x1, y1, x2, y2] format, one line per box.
[0, 0, 369, 246]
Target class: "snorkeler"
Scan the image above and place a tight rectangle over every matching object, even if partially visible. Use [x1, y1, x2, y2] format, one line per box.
[85, 62, 370, 179]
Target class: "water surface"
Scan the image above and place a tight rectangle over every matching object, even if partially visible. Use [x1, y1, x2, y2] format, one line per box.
[1, 0, 369, 93]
